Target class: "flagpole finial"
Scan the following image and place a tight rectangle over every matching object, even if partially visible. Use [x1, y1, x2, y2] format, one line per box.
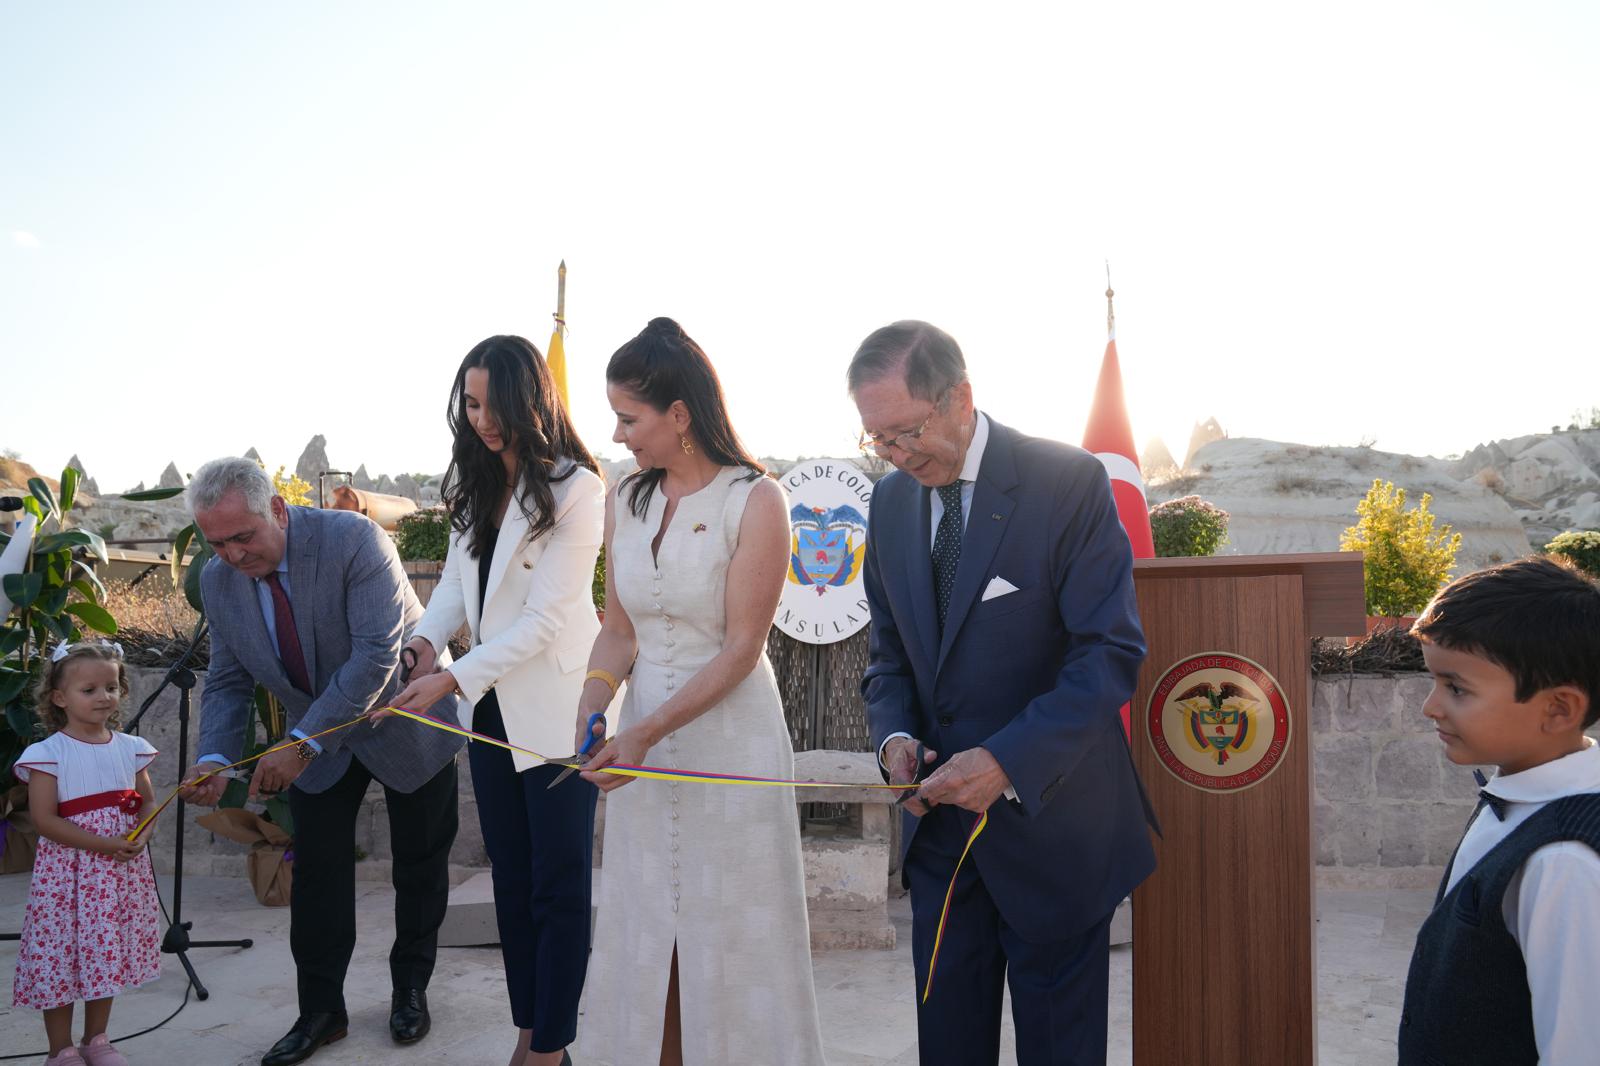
[1104, 263, 1116, 338]
[554, 260, 567, 330]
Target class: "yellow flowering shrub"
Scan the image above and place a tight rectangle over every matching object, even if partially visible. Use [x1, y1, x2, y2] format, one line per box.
[1339, 479, 1462, 617]
[269, 465, 313, 506]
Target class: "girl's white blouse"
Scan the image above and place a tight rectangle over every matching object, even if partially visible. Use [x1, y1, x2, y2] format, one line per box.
[14, 731, 158, 802]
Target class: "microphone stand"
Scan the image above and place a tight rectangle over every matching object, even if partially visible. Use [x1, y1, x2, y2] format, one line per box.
[124, 621, 253, 999]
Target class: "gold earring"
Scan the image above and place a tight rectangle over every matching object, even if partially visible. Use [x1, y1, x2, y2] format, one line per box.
[680, 434, 695, 455]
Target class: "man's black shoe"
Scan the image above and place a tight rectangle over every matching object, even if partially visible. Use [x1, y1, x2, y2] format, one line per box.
[261, 1012, 349, 1066]
[390, 988, 431, 1044]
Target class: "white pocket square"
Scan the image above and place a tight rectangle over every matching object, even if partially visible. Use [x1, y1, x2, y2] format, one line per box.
[982, 576, 1020, 602]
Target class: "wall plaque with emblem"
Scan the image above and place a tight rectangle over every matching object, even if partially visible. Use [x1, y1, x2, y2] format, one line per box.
[775, 459, 874, 645]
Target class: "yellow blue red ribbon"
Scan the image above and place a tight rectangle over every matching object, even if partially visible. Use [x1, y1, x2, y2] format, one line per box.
[381, 706, 985, 1000]
[125, 714, 373, 841]
[380, 706, 922, 791]
[921, 809, 989, 1003]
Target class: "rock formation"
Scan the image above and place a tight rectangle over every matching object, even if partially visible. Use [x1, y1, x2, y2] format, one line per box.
[1140, 438, 1178, 481]
[295, 436, 331, 485]
[1184, 417, 1227, 467]
[65, 454, 99, 499]
[1453, 428, 1600, 549]
[28, 420, 1600, 566]
[391, 473, 421, 503]
[1147, 438, 1529, 571]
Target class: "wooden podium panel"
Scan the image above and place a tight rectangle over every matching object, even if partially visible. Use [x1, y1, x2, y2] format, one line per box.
[1130, 554, 1362, 1066]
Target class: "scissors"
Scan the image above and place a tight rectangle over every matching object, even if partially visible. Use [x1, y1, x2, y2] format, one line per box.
[179, 765, 252, 795]
[548, 711, 606, 789]
[195, 766, 250, 784]
[894, 741, 929, 806]
[368, 646, 423, 731]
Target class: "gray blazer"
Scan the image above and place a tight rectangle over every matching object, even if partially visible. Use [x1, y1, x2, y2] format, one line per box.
[197, 505, 465, 794]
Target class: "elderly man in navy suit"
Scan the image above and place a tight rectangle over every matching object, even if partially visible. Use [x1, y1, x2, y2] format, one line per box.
[178, 458, 465, 1066]
[851, 321, 1159, 1065]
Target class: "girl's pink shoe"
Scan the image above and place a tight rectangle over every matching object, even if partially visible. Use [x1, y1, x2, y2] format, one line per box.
[44, 1048, 86, 1066]
[77, 1035, 129, 1066]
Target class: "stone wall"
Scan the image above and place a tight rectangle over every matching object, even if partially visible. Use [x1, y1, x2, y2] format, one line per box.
[1311, 674, 1472, 881]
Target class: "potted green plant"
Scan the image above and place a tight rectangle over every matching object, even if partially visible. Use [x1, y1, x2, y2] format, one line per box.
[1149, 495, 1230, 558]
[1546, 530, 1600, 577]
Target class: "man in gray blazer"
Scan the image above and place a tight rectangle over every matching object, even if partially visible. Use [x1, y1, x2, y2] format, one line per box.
[178, 458, 465, 1066]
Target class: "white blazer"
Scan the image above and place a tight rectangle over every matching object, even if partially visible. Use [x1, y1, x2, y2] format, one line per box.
[413, 463, 612, 772]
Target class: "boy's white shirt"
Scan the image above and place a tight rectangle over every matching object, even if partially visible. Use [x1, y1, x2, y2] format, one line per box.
[1445, 737, 1600, 1065]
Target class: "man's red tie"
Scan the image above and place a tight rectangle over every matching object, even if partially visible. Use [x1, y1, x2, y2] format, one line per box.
[264, 572, 312, 694]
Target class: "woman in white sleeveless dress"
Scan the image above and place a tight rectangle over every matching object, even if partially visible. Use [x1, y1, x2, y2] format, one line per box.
[575, 318, 826, 1066]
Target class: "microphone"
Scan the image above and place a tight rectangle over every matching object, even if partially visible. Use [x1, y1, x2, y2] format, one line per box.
[0, 496, 25, 512]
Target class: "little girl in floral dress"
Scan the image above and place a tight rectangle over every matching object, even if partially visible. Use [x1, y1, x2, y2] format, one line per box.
[13, 641, 161, 1066]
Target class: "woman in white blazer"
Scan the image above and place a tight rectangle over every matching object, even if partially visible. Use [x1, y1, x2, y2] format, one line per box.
[389, 335, 606, 1066]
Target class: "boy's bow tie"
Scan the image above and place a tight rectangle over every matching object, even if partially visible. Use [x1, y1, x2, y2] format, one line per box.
[1473, 769, 1508, 821]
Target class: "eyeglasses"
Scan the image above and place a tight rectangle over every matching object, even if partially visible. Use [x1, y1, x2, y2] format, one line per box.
[857, 387, 952, 458]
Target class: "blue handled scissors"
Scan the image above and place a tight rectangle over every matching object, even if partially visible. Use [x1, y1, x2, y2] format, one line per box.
[547, 712, 606, 789]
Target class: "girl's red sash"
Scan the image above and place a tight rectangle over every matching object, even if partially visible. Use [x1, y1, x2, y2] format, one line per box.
[57, 789, 142, 818]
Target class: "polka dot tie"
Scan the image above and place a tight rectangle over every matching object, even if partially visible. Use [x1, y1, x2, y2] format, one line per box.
[932, 480, 966, 632]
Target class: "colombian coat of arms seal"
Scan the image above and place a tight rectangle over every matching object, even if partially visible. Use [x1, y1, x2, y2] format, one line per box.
[1146, 651, 1292, 793]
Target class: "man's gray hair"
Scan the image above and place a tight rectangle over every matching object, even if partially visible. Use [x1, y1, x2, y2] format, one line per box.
[188, 457, 276, 518]
[846, 320, 969, 402]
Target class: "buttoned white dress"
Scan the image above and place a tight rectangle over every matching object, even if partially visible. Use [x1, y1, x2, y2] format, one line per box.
[578, 467, 825, 1065]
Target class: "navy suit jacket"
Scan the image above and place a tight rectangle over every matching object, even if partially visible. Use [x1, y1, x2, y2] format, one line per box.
[862, 418, 1159, 943]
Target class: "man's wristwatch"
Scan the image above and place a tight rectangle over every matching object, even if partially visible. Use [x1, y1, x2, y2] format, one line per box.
[294, 739, 318, 762]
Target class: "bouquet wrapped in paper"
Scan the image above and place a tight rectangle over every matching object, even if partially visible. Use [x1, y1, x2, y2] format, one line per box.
[197, 807, 293, 906]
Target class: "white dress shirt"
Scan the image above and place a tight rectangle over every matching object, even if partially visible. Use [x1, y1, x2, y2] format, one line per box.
[926, 411, 989, 551]
[1444, 738, 1600, 1065]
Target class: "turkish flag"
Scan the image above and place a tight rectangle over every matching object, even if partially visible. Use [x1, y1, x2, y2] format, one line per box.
[1083, 331, 1153, 737]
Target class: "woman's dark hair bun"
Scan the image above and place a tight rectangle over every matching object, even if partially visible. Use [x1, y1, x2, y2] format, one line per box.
[606, 317, 766, 519]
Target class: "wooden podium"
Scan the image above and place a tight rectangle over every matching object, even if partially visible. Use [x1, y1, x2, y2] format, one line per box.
[1130, 553, 1365, 1066]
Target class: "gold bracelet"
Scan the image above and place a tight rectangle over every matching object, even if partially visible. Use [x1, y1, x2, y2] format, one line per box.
[584, 668, 621, 697]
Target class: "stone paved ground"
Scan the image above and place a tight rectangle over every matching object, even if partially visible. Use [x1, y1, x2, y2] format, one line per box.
[0, 873, 1428, 1064]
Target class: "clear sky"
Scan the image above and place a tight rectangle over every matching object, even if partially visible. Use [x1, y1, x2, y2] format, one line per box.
[4, 1, 1596, 493]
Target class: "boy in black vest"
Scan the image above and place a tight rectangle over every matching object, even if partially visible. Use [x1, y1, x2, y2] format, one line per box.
[1399, 555, 1600, 1065]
